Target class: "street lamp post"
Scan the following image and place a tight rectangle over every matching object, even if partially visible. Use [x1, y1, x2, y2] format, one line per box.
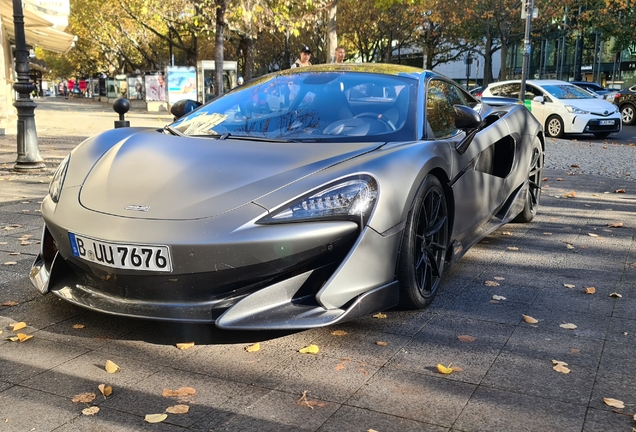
[520, 0, 534, 101]
[12, 0, 44, 171]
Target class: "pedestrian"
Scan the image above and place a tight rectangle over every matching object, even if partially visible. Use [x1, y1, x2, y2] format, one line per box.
[334, 46, 345, 63]
[58, 81, 64, 97]
[291, 46, 312, 68]
[237, 76, 244, 86]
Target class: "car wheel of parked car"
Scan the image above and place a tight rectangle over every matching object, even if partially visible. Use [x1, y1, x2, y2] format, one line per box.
[398, 175, 449, 309]
[621, 103, 635, 125]
[545, 115, 564, 138]
[514, 140, 543, 223]
[593, 132, 611, 138]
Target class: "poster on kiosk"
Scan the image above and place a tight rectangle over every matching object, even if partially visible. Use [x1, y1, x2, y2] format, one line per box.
[167, 66, 197, 104]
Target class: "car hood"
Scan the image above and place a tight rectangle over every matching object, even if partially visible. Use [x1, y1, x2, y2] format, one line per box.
[559, 98, 618, 114]
[79, 130, 382, 220]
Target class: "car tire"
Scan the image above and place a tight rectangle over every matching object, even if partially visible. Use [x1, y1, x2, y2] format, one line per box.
[545, 115, 564, 138]
[593, 132, 611, 138]
[398, 175, 449, 309]
[513, 139, 543, 223]
[621, 103, 635, 125]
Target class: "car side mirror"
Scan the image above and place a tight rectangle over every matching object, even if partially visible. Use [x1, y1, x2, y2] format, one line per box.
[454, 105, 482, 131]
[170, 99, 203, 119]
[533, 95, 544, 103]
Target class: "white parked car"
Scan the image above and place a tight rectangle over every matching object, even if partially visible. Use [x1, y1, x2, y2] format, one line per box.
[483, 80, 621, 138]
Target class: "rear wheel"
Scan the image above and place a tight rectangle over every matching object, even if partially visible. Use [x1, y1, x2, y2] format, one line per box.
[593, 132, 611, 139]
[545, 115, 564, 138]
[398, 175, 449, 309]
[621, 103, 635, 125]
[514, 141, 543, 223]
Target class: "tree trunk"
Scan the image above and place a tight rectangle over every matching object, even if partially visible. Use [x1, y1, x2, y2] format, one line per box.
[327, 0, 338, 63]
[240, 35, 255, 80]
[483, 31, 493, 86]
[215, 0, 227, 97]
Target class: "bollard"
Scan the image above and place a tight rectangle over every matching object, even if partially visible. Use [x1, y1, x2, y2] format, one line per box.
[113, 98, 130, 128]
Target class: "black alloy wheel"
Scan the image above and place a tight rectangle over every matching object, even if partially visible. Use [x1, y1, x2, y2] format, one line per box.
[398, 175, 449, 309]
[514, 140, 543, 223]
[621, 104, 635, 125]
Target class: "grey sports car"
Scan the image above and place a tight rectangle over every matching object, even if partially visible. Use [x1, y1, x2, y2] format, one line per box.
[30, 64, 544, 330]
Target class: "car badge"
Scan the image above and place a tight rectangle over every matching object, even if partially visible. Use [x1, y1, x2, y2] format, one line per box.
[124, 204, 151, 212]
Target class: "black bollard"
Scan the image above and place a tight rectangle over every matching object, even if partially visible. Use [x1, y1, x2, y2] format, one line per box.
[113, 98, 130, 128]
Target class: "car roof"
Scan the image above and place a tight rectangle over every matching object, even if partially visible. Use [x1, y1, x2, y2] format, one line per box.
[489, 79, 575, 87]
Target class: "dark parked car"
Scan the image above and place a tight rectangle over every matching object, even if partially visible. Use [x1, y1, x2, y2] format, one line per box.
[31, 64, 544, 330]
[610, 85, 636, 125]
[570, 81, 612, 98]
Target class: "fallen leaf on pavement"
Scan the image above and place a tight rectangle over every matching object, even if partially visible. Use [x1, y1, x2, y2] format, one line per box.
[485, 280, 500, 287]
[608, 222, 623, 228]
[145, 413, 168, 423]
[560, 323, 577, 330]
[3, 262, 17, 266]
[556, 178, 564, 181]
[609, 292, 622, 298]
[507, 246, 519, 251]
[165, 404, 190, 414]
[492, 295, 506, 301]
[245, 343, 261, 352]
[564, 284, 575, 289]
[502, 231, 512, 236]
[588, 233, 599, 237]
[552, 360, 571, 374]
[331, 330, 348, 336]
[451, 366, 463, 372]
[372, 312, 387, 319]
[603, 398, 625, 409]
[522, 315, 539, 324]
[72, 393, 96, 403]
[98, 384, 112, 397]
[458, 335, 476, 342]
[566, 244, 575, 250]
[585, 287, 596, 294]
[563, 191, 577, 198]
[375, 341, 388, 346]
[105, 360, 120, 373]
[437, 364, 453, 374]
[299, 344, 320, 354]
[10, 322, 27, 331]
[16, 333, 33, 342]
[162, 387, 196, 397]
[334, 363, 346, 371]
[297, 390, 325, 409]
[176, 342, 195, 350]
[494, 276, 505, 280]
[1, 301, 18, 307]
[82, 406, 100, 416]
[543, 232, 552, 235]
[613, 189, 625, 193]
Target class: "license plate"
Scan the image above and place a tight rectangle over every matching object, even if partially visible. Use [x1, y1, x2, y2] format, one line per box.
[68, 233, 172, 272]
[599, 120, 615, 125]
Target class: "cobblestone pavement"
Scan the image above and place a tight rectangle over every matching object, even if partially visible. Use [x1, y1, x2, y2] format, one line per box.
[0, 98, 635, 431]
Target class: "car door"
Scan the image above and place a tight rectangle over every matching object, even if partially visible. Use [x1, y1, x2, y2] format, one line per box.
[425, 79, 509, 242]
[525, 84, 551, 126]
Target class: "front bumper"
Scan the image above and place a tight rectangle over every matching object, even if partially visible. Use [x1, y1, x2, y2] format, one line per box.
[569, 115, 621, 134]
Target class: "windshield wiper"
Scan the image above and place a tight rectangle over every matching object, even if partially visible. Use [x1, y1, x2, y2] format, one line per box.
[162, 125, 184, 136]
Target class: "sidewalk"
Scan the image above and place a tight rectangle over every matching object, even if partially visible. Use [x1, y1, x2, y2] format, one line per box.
[0, 99, 635, 431]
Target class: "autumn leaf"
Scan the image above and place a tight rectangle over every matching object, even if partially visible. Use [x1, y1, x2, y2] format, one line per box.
[457, 335, 476, 342]
[566, 244, 575, 250]
[372, 312, 387, 319]
[492, 295, 506, 301]
[613, 189, 625, 193]
[563, 191, 577, 198]
[145, 413, 168, 423]
[552, 360, 571, 374]
[494, 276, 505, 281]
[585, 287, 596, 294]
[543, 232, 552, 235]
[15, 333, 33, 342]
[297, 390, 325, 409]
[570, 164, 579, 168]
[507, 246, 519, 251]
[375, 341, 388, 346]
[588, 233, 599, 237]
[165, 404, 189, 414]
[485, 280, 500, 287]
[73, 324, 85, 329]
[436, 364, 453, 374]
[560, 323, 578, 330]
[563, 284, 575, 289]
[245, 343, 261, 352]
[3, 261, 18, 266]
[1, 301, 18, 306]
[609, 292, 622, 298]
[98, 384, 112, 397]
[501, 231, 512, 236]
[556, 178, 564, 181]
[299, 344, 320, 354]
[334, 363, 346, 371]
[105, 360, 120, 373]
[603, 398, 625, 409]
[82, 406, 100, 416]
[330, 330, 348, 336]
[608, 222, 623, 228]
[176, 342, 195, 350]
[522, 315, 539, 324]
[10, 322, 27, 331]
[72, 392, 96, 403]
[162, 387, 196, 397]
[451, 366, 463, 372]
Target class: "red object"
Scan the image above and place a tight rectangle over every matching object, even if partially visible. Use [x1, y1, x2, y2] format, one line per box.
[67, 80, 75, 90]
[79, 80, 87, 91]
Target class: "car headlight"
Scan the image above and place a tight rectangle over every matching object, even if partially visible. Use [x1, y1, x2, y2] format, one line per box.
[49, 155, 70, 203]
[565, 105, 589, 114]
[258, 175, 378, 224]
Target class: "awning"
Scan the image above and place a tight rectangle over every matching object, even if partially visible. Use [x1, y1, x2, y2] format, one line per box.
[0, 0, 75, 53]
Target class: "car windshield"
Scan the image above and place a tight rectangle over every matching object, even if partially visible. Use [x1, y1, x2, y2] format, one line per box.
[541, 85, 594, 100]
[169, 71, 417, 142]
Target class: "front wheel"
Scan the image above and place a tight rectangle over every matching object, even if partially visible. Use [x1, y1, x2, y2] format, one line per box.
[514, 140, 543, 223]
[621, 104, 635, 125]
[545, 115, 564, 138]
[398, 175, 449, 309]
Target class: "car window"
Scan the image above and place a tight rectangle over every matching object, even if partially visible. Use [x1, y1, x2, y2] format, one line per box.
[169, 72, 416, 142]
[541, 84, 594, 100]
[488, 83, 522, 99]
[426, 79, 466, 139]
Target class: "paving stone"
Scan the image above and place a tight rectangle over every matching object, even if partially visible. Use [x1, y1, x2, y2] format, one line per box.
[0, 385, 81, 431]
[317, 405, 447, 432]
[588, 371, 636, 412]
[60, 405, 186, 431]
[520, 305, 611, 340]
[582, 407, 636, 432]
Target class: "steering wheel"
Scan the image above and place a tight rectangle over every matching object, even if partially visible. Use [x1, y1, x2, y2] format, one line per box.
[353, 112, 396, 131]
